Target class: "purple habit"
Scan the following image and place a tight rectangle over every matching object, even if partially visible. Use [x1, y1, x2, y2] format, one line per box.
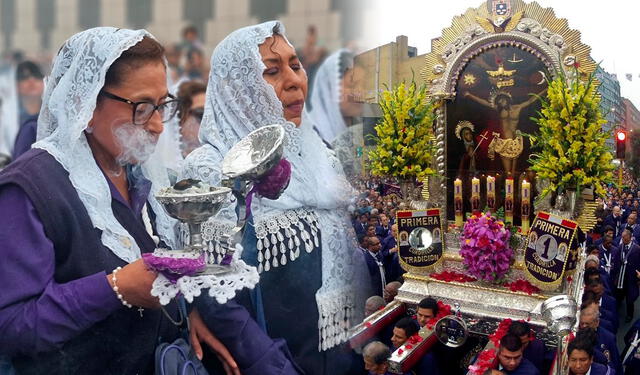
[0, 183, 121, 354]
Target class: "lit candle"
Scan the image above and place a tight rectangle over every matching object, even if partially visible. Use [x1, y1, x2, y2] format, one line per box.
[505, 178, 514, 224]
[486, 176, 496, 211]
[521, 180, 531, 233]
[471, 177, 480, 214]
[454, 178, 463, 227]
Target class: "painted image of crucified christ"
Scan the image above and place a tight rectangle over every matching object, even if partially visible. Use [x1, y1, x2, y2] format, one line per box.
[445, 45, 549, 222]
[463, 89, 542, 176]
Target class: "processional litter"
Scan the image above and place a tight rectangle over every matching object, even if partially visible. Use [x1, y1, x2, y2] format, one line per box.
[350, 1, 615, 374]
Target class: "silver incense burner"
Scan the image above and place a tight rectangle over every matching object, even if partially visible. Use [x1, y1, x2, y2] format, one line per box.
[155, 124, 286, 275]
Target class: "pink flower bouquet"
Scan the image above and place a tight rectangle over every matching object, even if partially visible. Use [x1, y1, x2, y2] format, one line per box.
[459, 213, 514, 282]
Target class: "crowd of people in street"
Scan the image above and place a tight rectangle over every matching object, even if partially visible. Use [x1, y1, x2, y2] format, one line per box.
[348, 177, 640, 375]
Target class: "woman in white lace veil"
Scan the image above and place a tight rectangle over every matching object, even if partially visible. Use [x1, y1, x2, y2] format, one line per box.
[308, 49, 365, 180]
[34, 27, 177, 265]
[181, 21, 368, 373]
[307, 49, 348, 144]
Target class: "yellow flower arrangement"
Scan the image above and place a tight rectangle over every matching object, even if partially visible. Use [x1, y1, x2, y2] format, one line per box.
[528, 67, 615, 198]
[368, 81, 437, 180]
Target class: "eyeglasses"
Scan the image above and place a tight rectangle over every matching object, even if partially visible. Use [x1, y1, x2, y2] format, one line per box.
[99, 90, 179, 125]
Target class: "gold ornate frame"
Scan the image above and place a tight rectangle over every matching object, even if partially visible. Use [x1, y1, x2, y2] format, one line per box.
[419, 0, 598, 215]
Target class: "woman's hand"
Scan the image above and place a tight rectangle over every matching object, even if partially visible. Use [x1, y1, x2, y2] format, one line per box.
[189, 309, 241, 375]
[106, 259, 160, 308]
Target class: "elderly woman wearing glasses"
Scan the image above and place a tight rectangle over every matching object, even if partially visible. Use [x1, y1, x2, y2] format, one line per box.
[0, 28, 261, 375]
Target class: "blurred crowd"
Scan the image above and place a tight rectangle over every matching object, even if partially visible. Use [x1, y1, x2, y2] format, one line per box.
[619, 167, 638, 191]
[349, 177, 406, 298]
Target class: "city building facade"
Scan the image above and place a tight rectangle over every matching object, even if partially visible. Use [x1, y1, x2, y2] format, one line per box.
[595, 66, 624, 151]
[623, 97, 640, 132]
[0, 0, 364, 59]
[353, 35, 423, 147]
[622, 97, 640, 162]
[354, 35, 424, 105]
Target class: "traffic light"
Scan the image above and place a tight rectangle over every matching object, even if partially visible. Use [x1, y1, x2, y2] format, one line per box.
[616, 130, 626, 159]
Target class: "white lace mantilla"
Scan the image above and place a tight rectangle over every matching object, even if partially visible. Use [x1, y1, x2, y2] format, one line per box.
[33, 27, 178, 263]
[150, 259, 259, 305]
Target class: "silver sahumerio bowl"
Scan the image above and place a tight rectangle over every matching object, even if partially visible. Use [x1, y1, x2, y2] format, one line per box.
[155, 186, 231, 224]
[541, 295, 577, 336]
[222, 124, 286, 180]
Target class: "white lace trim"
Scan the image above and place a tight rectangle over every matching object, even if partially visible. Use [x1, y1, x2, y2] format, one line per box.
[314, 210, 366, 350]
[254, 208, 319, 273]
[317, 288, 357, 351]
[150, 259, 259, 305]
[182, 207, 320, 274]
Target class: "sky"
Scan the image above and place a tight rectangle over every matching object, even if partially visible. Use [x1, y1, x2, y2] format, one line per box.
[362, 0, 640, 108]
